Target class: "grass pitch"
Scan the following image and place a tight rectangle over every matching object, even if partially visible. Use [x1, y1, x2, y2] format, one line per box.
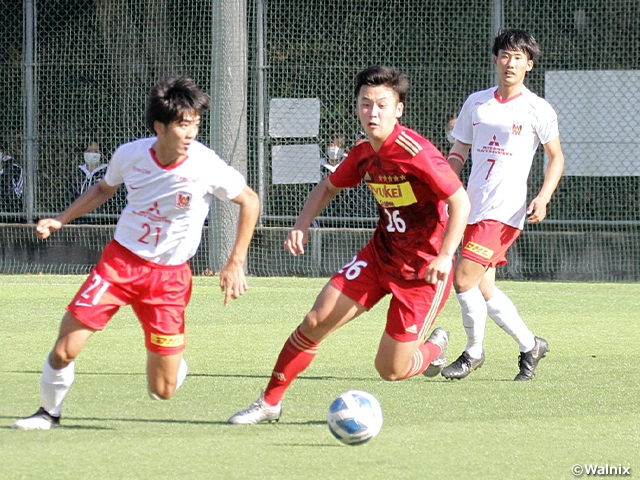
[1, 275, 638, 479]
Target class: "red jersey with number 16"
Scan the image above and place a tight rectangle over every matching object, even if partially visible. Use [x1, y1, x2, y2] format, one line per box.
[329, 123, 462, 280]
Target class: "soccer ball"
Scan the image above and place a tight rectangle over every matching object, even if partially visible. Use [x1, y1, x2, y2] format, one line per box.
[327, 390, 383, 446]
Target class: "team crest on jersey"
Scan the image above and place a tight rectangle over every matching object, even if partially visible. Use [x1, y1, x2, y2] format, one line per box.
[176, 191, 192, 209]
[512, 123, 523, 135]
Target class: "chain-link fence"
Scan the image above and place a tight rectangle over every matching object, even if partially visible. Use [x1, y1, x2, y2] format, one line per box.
[1, 0, 639, 280]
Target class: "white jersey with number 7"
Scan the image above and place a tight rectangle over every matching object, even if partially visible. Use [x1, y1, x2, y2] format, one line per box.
[452, 86, 559, 229]
[104, 138, 246, 265]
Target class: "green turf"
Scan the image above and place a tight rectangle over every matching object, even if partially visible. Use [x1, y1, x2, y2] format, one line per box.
[1, 275, 638, 479]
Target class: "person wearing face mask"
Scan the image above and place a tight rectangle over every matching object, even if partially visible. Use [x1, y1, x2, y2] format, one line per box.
[321, 134, 347, 174]
[68, 141, 109, 205]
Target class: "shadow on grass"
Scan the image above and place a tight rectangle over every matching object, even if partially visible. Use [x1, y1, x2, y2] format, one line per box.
[5, 370, 383, 382]
[1, 415, 327, 428]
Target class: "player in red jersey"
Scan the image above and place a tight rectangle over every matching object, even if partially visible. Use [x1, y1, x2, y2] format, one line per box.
[12, 76, 259, 430]
[228, 65, 470, 424]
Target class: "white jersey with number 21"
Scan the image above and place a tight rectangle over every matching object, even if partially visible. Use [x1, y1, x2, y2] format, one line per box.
[453, 86, 559, 229]
[104, 138, 246, 265]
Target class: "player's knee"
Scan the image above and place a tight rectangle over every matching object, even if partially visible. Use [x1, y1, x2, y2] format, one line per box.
[374, 360, 404, 381]
[302, 312, 321, 331]
[49, 346, 77, 369]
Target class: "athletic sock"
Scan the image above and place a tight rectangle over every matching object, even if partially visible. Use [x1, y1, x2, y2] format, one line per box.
[176, 357, 188, 390]
[457, 287, 487, 359]
[41, 358, 75, 417]
[486, 287, 535, 352]
[263, 326, 320, 406]
[402, 341, 441, 379]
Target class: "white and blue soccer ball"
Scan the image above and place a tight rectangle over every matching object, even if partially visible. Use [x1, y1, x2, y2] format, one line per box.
[327, 390, 383, 445]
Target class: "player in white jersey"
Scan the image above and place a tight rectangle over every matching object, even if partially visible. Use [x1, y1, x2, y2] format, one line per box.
[442, 29, 565, 381]
[12, 76, 259, 430]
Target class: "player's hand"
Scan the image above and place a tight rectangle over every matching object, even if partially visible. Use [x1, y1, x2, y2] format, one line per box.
[284, 228, 307, 256]
[526, 198, 548, 224]
[35, 218, 63, 240]
[219, 261, 248, 306]
[425, 254, 452, 284]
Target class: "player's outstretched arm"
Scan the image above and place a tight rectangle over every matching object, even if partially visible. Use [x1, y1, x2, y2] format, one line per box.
[35, 179, 119, 240]
[527, 136, 565, 224]
[284, 178, 342, 256]
[219, 186, 260, 306]
[425, 186, 470, 284]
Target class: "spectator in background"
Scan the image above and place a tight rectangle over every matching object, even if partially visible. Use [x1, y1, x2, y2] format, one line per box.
[0, 143, 24, 214]
[445, 115, 457, 145]
[68, 141, 108, 203]
[68, 141, 126, 221]
[321, 134, 347, 174]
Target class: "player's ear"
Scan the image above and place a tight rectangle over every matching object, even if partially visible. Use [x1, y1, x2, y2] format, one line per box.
[526, 59, 534, 71]
[153, 120, 164, 137]
[396, 102, 404, 119]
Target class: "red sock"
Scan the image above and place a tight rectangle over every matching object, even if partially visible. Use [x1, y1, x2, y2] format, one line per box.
[402, 341, 441, 379]
[263, 326, 320, 406]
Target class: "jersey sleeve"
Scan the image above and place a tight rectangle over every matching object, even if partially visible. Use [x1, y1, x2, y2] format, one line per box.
[103, 146, 126, 187]
[534, 100, 560, 145]
[204, 149, 247, 201]
[451, 95, 476, 144]
[328, 148, 364, 188]
[416, 147, 463, 200]
[211, 161, 247, 201]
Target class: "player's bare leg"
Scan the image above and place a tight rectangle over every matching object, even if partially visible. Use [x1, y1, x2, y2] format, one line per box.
[146, 351, 187, 400]
[13, 313, 95, 430]
[376, 334, 423, 380]
[228, 283, 365, 424]
[376, 327, 448, 381]
[299, 282, 366, 342]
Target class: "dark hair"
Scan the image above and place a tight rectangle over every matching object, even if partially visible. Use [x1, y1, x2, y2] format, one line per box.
[145, 76, 211, 135]
[354, 65, 410, 103]
[492, 29, 541, 61]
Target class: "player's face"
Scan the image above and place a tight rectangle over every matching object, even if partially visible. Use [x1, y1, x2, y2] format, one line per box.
[154, 113, 201, 163]
[356, 85, 403, 150]
[494, 49, 533, 89]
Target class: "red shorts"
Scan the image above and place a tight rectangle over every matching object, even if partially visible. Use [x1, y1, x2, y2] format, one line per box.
[67, 240, 192, 355]
[460, 220, 521, 268]
[329, 242, 453, 343]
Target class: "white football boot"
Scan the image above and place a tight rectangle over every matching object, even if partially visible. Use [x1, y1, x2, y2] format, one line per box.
[227, 393, 282, 425]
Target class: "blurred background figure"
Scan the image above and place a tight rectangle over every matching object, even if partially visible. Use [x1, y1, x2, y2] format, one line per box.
[445, 115, 457, 145]
[0, 140, 24, 215]
[322, 134, 347, 173]
[68, 141, 108, 203]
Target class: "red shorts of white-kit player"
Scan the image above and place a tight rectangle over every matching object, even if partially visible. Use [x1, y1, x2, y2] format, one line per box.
[67, 240, 192, 355]
[460, 220, 521, 268]
[329, 242, 453, 343]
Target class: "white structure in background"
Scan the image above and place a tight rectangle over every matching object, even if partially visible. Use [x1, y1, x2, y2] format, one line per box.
[545, 70, 640, 176]
[269, 98, 321, 184]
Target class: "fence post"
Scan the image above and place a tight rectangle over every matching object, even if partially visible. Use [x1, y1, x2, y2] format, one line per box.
[208, 0, 248, 273]
[24, 0, 37, 224]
